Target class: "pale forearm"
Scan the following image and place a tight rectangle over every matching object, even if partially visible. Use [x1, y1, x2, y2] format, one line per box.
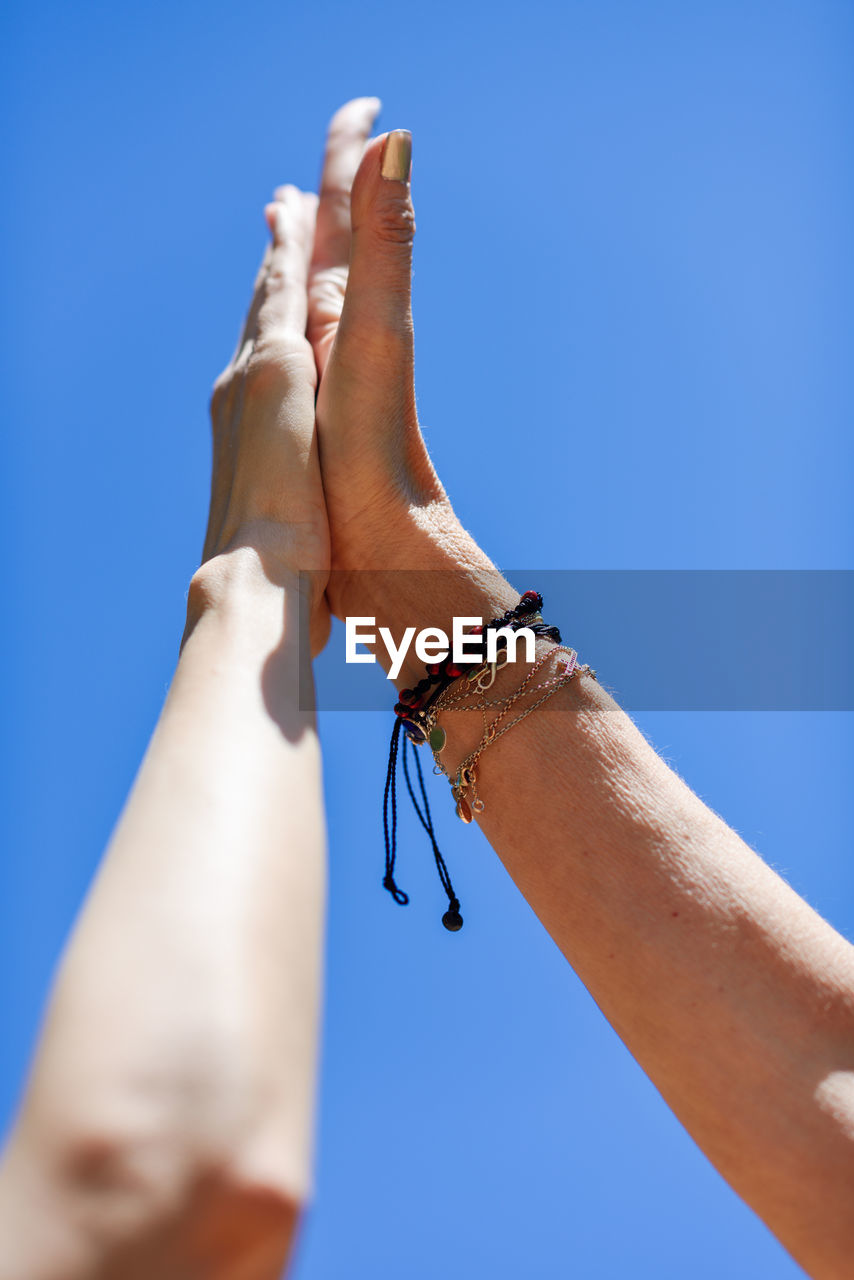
[0, 549, 325, 1278]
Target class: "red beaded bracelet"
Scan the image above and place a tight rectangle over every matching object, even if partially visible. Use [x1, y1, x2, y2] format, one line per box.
[395, 591, 561, 744]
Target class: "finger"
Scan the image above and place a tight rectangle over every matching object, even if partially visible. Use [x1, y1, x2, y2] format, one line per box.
[336, 129, 415, 358]
[252, 185, 316, 349]
[313, 96, 381, 271]
[309, 96, 381, 371]
[229, 240, 274, 365]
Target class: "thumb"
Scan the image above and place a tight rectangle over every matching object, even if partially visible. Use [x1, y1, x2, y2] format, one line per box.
[338, 129, 415, 360]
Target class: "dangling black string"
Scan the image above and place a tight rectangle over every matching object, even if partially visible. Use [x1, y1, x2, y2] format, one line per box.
[382, 718, 409, 905]
[401, 734, 462, 931]
[382, 718, 463, 931]
[379, 592, 562, 932]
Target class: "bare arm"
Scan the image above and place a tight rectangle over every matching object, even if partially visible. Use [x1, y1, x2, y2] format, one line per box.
[308, 100, 854, 1279]
[0, 186, 329, 1279]
[383, 583, 854, 1278]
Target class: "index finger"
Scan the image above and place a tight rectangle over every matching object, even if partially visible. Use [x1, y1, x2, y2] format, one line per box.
[311, 96, 381, 274]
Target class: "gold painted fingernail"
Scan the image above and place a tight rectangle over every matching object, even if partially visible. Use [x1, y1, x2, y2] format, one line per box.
[381, 130, 412, 182]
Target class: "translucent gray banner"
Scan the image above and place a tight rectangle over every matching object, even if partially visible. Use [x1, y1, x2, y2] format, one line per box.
[305, 570, 854, 712]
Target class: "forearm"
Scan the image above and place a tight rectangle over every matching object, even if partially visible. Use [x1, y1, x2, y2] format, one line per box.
[475, 677, 854, 1266]
[364, 529, 854, 1279]
[0, 548, 325, 1279]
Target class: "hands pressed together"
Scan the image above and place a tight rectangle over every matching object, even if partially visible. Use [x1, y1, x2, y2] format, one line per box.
[199, 97, 497, 670]
[2, 98, 854, 1280]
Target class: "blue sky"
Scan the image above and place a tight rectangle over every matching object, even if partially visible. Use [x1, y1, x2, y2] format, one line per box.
[2, 1, 852, 1276]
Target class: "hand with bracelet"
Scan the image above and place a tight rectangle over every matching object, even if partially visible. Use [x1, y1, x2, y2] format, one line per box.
[308, 98, 854, 1279]
[0, 97, 852, 1280]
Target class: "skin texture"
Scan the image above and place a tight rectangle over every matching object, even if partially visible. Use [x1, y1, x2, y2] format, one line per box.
[0, 186, 328, 1280]
[0, 98, 852, 1280]
[304, 100, 854, 1279]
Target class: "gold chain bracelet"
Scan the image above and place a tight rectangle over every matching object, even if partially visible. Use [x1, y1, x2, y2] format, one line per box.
[427, 645, 596, 822]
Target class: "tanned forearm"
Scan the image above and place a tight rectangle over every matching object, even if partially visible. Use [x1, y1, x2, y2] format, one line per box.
[356, 530, 854, 1280]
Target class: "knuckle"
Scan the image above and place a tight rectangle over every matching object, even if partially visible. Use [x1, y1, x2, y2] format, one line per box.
[308, 266, 347, 311]
[245, 338, 316, 393]
[371, 197, 416, 247]
[319, 185, 351, 212]
[263, 264, 300, 293]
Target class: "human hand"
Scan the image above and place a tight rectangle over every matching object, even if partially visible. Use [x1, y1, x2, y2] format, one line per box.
[198, 184, 331, 652]
[307, 100, 511, 643]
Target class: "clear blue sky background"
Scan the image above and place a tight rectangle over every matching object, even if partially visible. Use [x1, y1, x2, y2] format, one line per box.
[2, 1, 852, 1276]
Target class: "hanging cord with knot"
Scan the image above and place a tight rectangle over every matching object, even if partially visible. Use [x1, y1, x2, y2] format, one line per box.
[382, 718, 409, 905]
[401, 730, 463, 931]
[382, 717, 463, 931]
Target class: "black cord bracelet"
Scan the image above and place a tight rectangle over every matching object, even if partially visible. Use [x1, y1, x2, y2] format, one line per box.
[382, 590, 562, 931]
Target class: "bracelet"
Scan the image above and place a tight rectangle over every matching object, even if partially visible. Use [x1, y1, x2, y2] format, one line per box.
[381, 592, 595, 933]
[395, 590, 559, 745]
[436, 648, 595, 823]
[420, 645, 572, 754]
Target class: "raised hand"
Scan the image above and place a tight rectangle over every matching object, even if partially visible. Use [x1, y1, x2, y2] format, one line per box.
[307, 100, 503, 635]
[200, 183, 330, 652]
[0, 182, 333, 1280]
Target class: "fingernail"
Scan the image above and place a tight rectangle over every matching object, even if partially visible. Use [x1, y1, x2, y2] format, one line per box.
[381, 130, 412, 182]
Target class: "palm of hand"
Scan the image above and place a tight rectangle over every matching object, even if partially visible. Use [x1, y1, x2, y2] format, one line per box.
[203, 99, 461, 652]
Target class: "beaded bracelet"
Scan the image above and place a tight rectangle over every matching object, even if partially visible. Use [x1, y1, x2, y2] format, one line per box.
[381, 591, 593, 932]
[395, 590, 559, 746]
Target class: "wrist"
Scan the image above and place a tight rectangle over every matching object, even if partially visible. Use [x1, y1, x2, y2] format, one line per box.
[198, 516, 329, 604]
[331, 519, 519, 691]
[182, 545, 324, 654]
